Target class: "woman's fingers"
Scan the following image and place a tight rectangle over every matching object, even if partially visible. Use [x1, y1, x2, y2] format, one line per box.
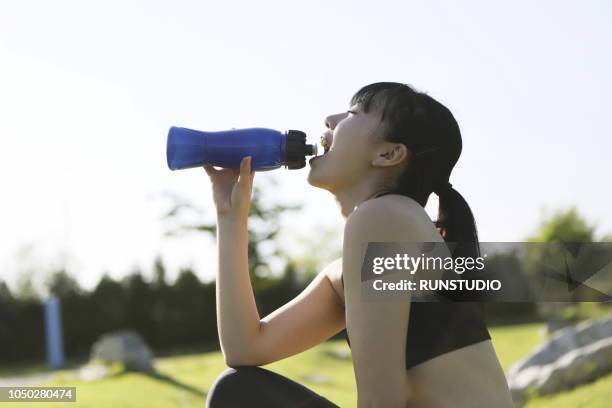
[204, 157, 253, 216]
[203, 165, 218, 177]
[204, 159, 252, 193]
[248, 160, 255, 182]
[238, 156, 253, 191]
[204, 164, 238, 178]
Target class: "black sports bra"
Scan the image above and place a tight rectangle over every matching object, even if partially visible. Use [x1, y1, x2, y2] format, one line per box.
[341, 191, 490, 369]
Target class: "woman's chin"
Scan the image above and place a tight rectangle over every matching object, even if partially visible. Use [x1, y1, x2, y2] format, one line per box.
[307, 168, 330, 190]
[306, 169, 319, 187]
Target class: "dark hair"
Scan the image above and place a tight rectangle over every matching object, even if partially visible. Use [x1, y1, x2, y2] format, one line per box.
[351, 82, 480, 258]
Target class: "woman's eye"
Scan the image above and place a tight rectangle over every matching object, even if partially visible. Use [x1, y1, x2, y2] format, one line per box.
[347, 110, 356, 115]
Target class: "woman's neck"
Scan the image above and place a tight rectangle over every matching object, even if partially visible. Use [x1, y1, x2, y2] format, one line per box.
[333, 184, 389, 218]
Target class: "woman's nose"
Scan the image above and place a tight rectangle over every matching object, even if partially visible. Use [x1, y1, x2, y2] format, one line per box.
[324, 115, 335, 130]
[324, 112, 347, 130]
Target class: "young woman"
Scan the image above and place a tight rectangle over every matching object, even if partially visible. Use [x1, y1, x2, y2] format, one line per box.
[204, 82, 513, 407]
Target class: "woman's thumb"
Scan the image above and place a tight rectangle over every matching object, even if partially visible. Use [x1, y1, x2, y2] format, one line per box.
[238, 156, 253, 187]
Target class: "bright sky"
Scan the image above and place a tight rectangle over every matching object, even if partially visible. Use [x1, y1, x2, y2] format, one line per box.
[1, 0, 610, 293]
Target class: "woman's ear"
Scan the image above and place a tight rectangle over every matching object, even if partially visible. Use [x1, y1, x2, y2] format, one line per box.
[371, 143, 409, 167]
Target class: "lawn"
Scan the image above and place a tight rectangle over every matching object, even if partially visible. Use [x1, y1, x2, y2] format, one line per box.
[4, 323, 612, 407]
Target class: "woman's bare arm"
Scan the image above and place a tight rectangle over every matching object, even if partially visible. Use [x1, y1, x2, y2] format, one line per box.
[253, 259, 345, 365]
[206, 157, 345, 367]
[217, 217, 345, 366]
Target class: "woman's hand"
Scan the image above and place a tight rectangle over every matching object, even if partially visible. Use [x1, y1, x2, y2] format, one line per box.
[204, 156, 255, 219]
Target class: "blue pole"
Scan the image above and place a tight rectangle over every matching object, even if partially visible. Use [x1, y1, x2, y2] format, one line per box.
[44, 296, 65, 368]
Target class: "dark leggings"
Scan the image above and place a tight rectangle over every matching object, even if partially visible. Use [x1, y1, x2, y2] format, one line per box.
[205, 366, 340, 408]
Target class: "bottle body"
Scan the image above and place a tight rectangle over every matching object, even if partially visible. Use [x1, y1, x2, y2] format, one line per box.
[167, 127, 316, 171]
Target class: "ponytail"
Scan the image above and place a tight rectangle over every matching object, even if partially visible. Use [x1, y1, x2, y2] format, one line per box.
[348, 81, 480, 259]
[435, 183, 481, 259]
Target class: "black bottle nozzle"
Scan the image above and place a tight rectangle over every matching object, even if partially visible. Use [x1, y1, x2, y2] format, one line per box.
[305, 143, 317, 156]
[284, 130, 317, 169]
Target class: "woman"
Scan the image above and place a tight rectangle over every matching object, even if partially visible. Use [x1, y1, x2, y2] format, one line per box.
[204, 82, 513, 407]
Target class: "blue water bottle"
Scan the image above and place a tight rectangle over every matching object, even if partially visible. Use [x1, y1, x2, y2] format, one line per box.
[166, 127, 318, 171]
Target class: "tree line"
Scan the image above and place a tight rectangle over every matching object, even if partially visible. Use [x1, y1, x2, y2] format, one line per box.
[0, 257, 307, 364]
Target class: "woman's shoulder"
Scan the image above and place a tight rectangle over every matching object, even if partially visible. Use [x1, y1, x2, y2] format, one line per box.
[345, 193, 434, 239]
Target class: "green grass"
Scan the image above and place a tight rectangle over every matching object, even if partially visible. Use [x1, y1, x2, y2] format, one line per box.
[4, 341, 355, 408]
[489, 322, 543, 371]
[525, 374, 612, 408]
[3, 323, 611, 407]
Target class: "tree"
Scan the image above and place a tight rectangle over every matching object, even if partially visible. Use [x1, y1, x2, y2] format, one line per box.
[525, 207, 601, 331]
[122, 268, 156, 341]
[0, 280, 13, 302]
[45, 269, 82, 298]
[528, 207, 594, 243]
[92, 273, 127, 333]
[160, 178, 301, 284]
[152, 255, 167, 288]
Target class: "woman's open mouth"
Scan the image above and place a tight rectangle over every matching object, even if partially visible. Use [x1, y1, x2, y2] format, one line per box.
[309, 134, 331, 165]
[320, 133, 332, 154]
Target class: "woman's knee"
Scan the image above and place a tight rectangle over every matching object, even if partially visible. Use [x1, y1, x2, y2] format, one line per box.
[206, 366, 338, 408]
[205, 366, 267, 407]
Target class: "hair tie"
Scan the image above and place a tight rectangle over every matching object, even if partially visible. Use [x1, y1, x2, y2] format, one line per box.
[434, 181, 453, 196]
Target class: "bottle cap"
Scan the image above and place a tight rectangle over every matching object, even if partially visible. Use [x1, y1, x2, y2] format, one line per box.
[284, 130, 316, 169]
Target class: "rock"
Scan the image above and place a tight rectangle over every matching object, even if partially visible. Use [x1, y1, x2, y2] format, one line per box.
[507, 317, 612, 405]
[544, 318, 575, 334]
[511, 318, 612, 372]
[90, 330, 156, 373]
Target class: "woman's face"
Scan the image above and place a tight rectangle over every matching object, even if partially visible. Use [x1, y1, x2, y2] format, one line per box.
[307, 104, 386, 192]
[308, 105, 390, 192]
